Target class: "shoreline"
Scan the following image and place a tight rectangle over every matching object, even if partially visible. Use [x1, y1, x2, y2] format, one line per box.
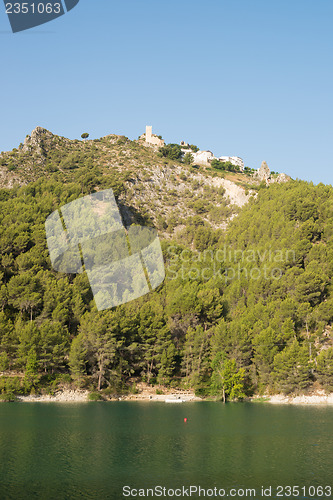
[15, 388, 202, 404]
[16, 390, 90, 403]
[261, 392, 333, 405]
[11, 389, 333, 405]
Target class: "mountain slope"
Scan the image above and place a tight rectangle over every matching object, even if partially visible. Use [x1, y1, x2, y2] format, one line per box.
[0, 127, 256, 240]
[1, 128, 332, 401]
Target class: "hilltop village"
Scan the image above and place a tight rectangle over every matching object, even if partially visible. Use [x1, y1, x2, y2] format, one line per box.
[139, 125, 290, 184]
[140, 125, 245, 169]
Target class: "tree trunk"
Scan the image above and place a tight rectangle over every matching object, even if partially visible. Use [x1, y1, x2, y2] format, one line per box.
[98, 361, 103, 391]
[147, 362, 151, 384]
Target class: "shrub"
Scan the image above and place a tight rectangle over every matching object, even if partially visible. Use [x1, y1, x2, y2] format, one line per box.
[159, 144, 182, 161]
[88, 392, 104, 401]
[191, 199, 209, 214]
[0, 392, 17, 402]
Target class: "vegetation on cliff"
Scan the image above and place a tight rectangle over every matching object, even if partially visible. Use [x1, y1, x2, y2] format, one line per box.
[0, 130, 332, 400]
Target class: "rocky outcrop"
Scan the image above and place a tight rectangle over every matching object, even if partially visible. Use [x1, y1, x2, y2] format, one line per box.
[0, 168, 24, 189]
[209, 177, 254, 207]
[22, 126, 55, 153]
[275, 172, 291, 183]
[146, 165, 254, 207]
[254, 161, 291, 185]
[22, 127, 48, 152]
[104, 134, 123, 144]
[256, 161, 271, 182]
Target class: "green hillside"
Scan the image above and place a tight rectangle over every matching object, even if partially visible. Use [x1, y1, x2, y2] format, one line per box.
[0, 129, 332, 401]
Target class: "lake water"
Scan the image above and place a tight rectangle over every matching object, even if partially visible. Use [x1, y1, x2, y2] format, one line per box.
[0, 402, 332, 499]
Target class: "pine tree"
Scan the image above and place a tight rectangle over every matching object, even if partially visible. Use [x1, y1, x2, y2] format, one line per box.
[79, 311, 119, 391]
[315, 348, 333, 392]
[69, 333, 87, 381]
[210, 353, 246, 402]
[273, 340, 311, 394]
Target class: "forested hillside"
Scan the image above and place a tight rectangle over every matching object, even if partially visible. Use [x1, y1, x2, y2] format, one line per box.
[0, 130, 332, 401]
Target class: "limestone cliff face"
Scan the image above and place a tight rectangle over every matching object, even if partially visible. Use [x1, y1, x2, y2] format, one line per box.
[254, 161, 290, 185]
[275, 173, 291, 183]
[0, 167, 23, 189]
[256, 161, 271, 182]
[22, 127, 55, 153]
[145, 165, 253, 208]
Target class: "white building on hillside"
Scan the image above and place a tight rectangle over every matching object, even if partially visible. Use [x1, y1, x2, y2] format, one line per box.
[219, 156, 244, 171]
[192, 150, 215, 165]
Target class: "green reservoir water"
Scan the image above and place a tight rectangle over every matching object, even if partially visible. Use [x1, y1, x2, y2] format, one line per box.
[0, 402, 332, 499]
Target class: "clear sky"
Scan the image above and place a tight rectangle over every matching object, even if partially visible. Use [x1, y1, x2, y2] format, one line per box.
[1, 0, 332, 184]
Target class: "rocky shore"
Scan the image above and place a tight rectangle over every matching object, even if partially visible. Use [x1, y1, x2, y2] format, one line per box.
[15, 385, 201, 403]
[267, 391, 333, 405]
[13, 387, 333, 405]
[16, 389, 90, 403]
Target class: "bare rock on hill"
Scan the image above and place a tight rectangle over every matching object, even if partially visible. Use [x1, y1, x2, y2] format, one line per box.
[22, 127, 54, 153]
[256, 161, 271, 182]
[275, 172, 291, 183]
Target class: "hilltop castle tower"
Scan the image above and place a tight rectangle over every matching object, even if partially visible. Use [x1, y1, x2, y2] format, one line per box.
[142, 126, 165, 147]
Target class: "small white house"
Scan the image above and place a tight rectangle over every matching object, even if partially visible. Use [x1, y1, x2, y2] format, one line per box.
[192, 150, 215, 165]
[219, 156, 244, 171]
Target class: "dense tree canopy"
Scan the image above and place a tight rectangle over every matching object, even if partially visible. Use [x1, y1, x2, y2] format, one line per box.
[0, 175, 333, 399]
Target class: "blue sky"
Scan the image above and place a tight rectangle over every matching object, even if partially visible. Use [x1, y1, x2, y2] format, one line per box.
[0, 0, 332, 184]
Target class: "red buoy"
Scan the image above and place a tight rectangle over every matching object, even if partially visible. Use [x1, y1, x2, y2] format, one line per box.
[184, 418, 187, 423]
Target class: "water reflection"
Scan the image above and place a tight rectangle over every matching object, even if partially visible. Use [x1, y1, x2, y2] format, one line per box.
[0, 402, 332, 499]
